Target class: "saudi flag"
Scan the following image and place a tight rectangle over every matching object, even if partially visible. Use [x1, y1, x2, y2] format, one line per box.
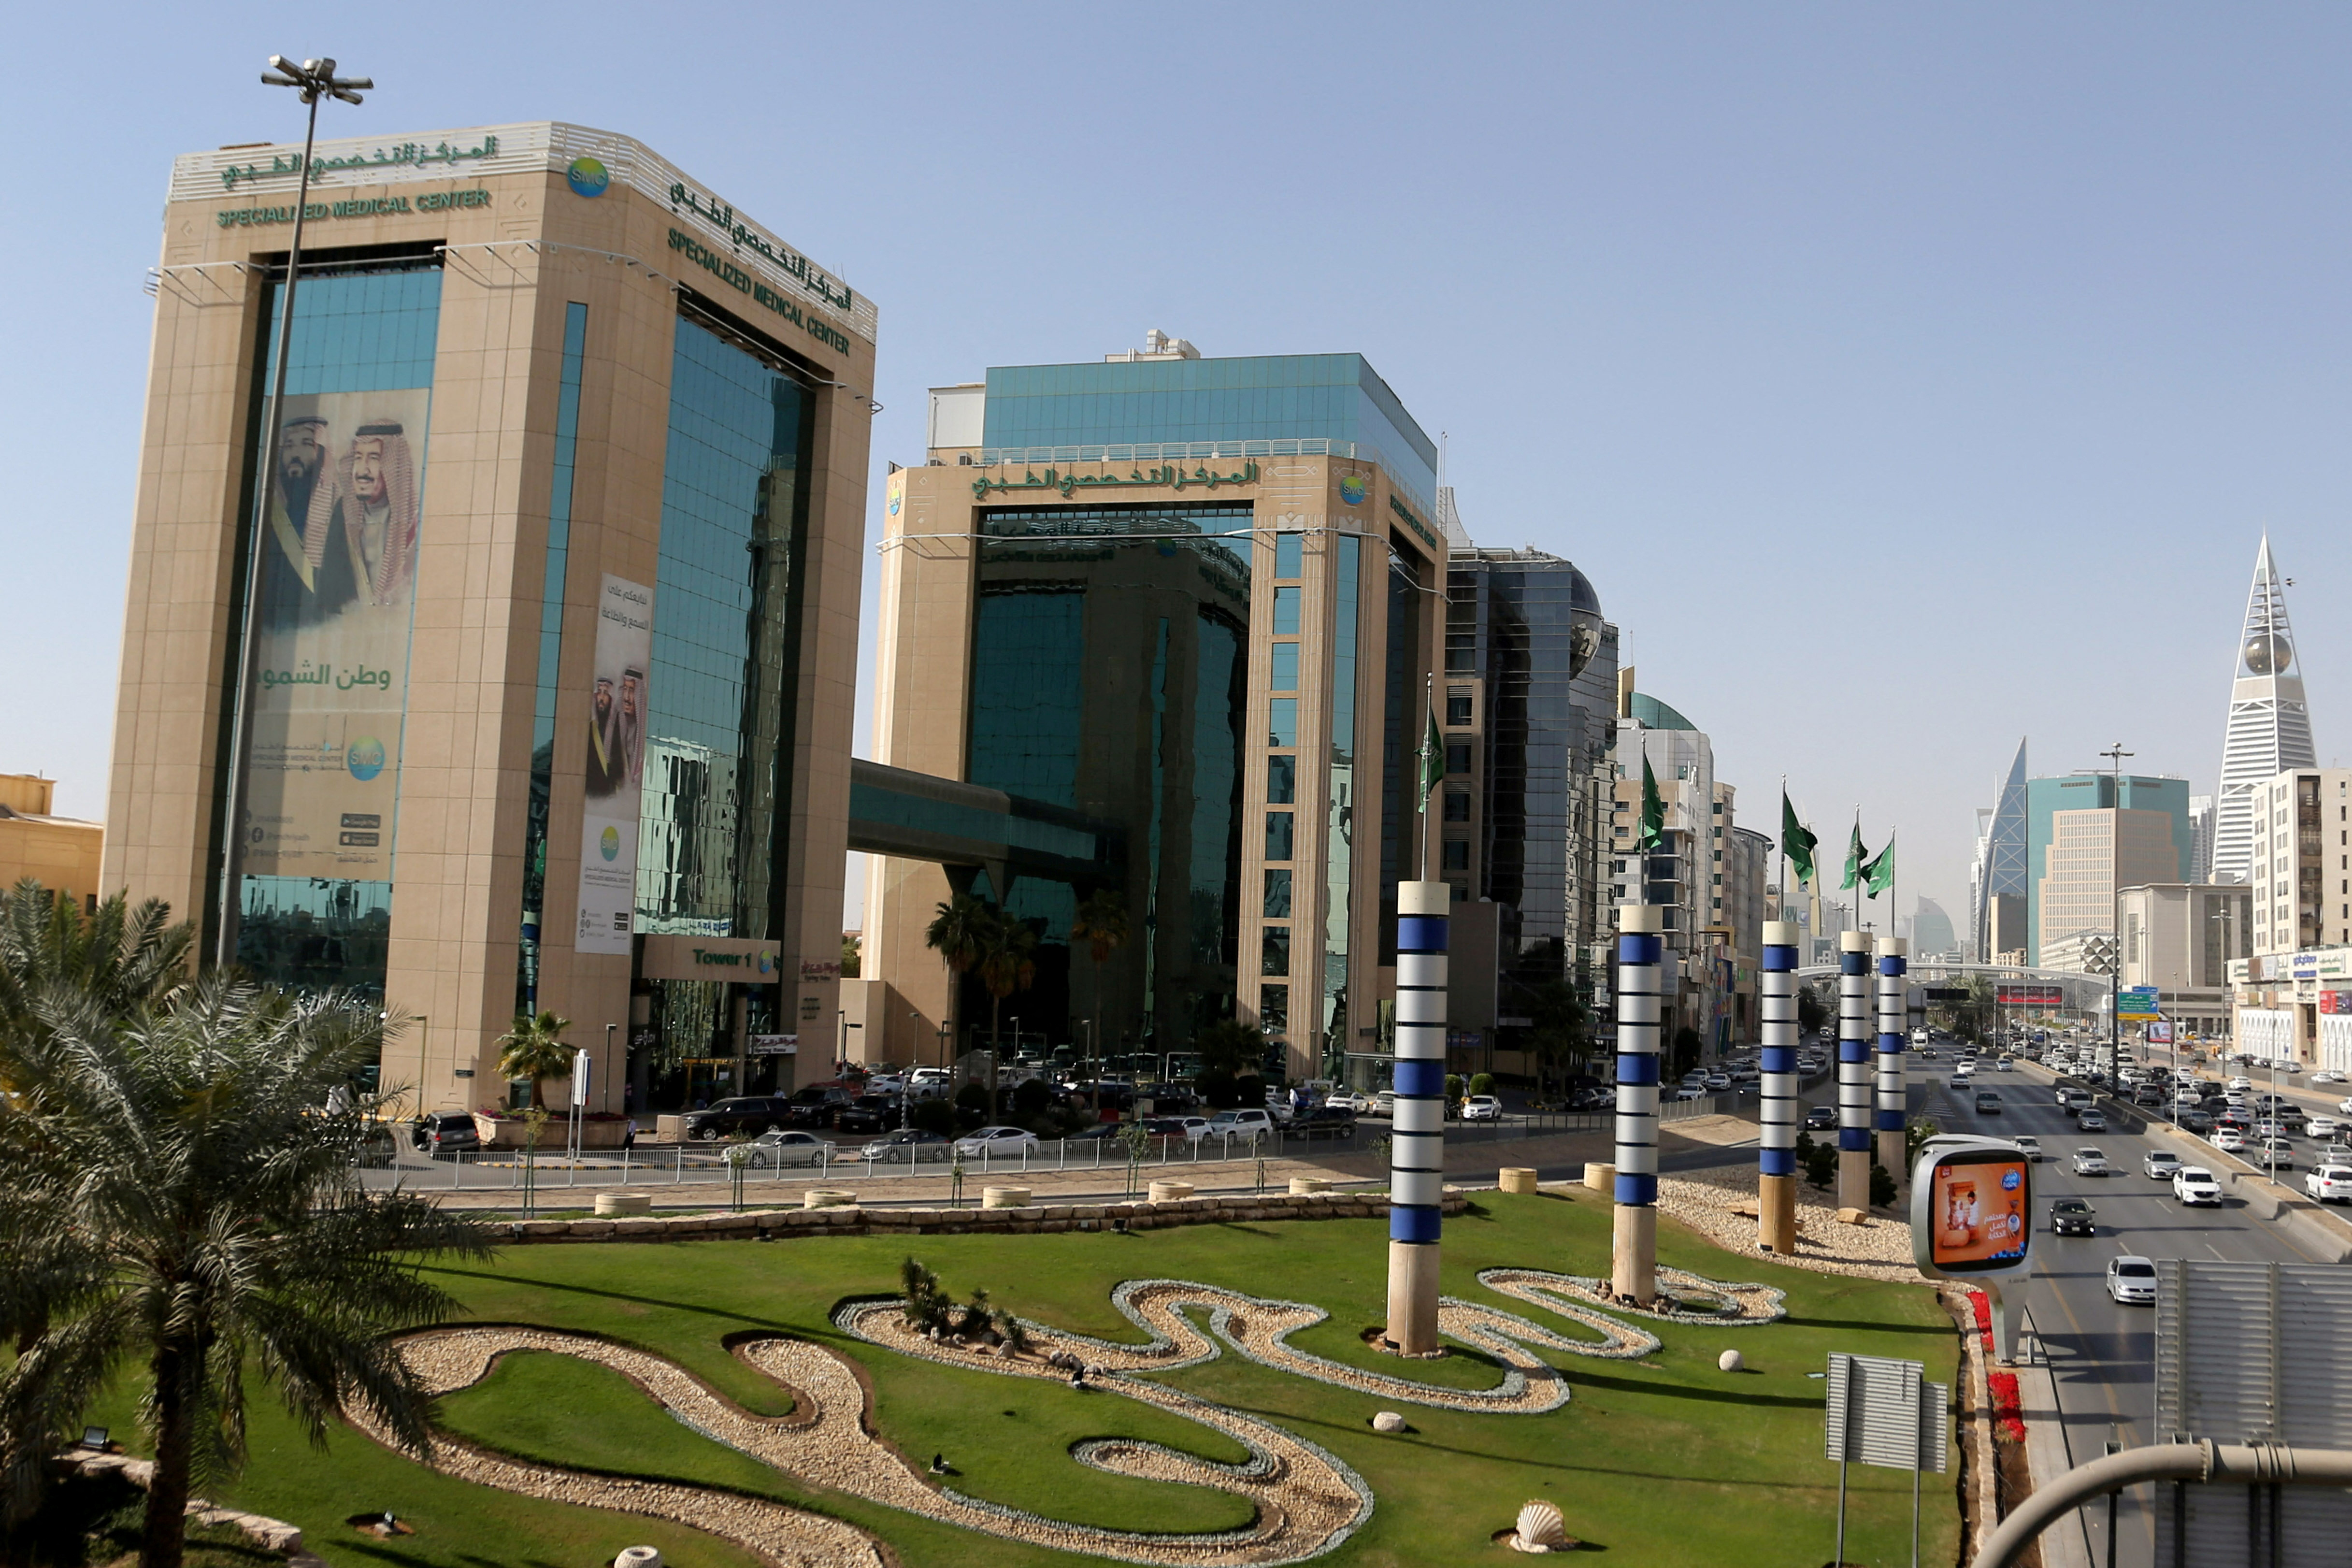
[1639, 755, 1666, 852]
[1840, 821, 1869, 891]
[1781, 791, 1818, 888]
[1417, 707, 1444, 812]
[1862, 835, 1895, 897]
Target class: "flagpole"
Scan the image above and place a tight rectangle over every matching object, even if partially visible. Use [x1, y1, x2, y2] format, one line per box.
[1421, 672, 1435, 882]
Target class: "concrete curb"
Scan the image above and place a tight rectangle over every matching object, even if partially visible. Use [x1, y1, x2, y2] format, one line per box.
[2141, 1121, 2352, 1263]
[491, 1187, 1473, 1244]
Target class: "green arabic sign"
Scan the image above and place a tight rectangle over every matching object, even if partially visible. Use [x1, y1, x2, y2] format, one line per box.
[1388, 493, 1440, 553]
[216, 187, 490, 229]
[667, 181, 854, 314]
[219, 134, 502, 190]
[666, 229, 854, 357]
[970, 461, 1261, 501]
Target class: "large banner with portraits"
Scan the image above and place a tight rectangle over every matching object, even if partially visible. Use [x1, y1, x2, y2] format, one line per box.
[575, 574, 653, 954]
[243, 388, 430, 879]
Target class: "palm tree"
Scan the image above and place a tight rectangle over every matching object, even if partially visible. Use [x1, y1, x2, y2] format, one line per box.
[924, 894, 997, 1061]
[976, 917, 1039, 1058]
[0, 969, 489, 1568]
[498, 1009, 574, 1110]
[1071, 889, 1130, 967]
[0, 879, 190, 1096]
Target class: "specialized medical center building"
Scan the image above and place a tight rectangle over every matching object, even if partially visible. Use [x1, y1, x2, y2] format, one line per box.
[104, 123, 875, 1112]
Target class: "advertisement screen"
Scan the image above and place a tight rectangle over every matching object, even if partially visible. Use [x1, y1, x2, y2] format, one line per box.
[1928, 1155, 2029, 1270]
[1995, 984, 2063, 1008]
[574, 574, 653, 954]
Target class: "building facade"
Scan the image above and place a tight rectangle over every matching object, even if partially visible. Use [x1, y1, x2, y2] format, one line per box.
[2245, 768, 2352, 956]
[861, 342, 1446, 1086]
[104, 123, 875, 1114]
[2025, 772, 2191, 965]
[2211, 537, 2317, 885]
[2118, 881, 2250, 1041]
[0, 775, 103, 912]
[1609, 687, 1735, 1050]
[1968, 737, 2029, 962]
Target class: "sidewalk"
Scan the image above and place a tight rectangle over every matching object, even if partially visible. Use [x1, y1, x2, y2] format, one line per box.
[2014, 1312, 2094, 1568]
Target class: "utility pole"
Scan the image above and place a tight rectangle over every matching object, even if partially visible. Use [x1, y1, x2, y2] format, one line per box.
[2100, 743, 2134, 1084]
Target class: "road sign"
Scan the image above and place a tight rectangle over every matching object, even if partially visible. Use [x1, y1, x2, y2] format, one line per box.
[1825, 1351, 1948, 1568]
[2119, 987, 2161, 1021]
[1923, 987, 1971, 1004]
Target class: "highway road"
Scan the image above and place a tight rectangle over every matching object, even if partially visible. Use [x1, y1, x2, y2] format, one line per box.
[1905, 1048, 2347, 1567]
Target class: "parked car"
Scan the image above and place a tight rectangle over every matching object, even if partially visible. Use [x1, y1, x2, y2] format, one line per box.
[2077, 1108, 2108, 1133]
[2012, 1135, 2045, 1162]
[411, 1110, 480, 1157]
[2142, 1150, 2182, 1180]
[1370, 1090, 1396, 1118]
[1142, 1115, 1215, 1145]
[1291, 1105, 1359, 1140]
[2050, 1197, 2096, 1236]
[1207, 1108, 1278, 1142]
[1462, 1094, 1504, 1122]
[1804, 1104, 1838, 1131]
[2106, 1255, 2159, 1306]
[860, 1128, 950, 1163]
[2304, 1164, 2352, 1204]
[2072, 1147, 2111, 1177]
[2173, 1165, 2224, 1206]
[1325, 1090, 1373, 1114]
[832, 1094, 902, 1135]
[953, 1125, 1041, 1158]
[681, 1095, 797, 1142]
[741, 1129, 831, 1168]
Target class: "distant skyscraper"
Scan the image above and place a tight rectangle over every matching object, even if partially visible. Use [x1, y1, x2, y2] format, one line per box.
[1969, 738, 2029, 961]
[2210, 537, 2317, 884]
[1911, 897, 1959, 959]
[2188, 794, 2214, 883]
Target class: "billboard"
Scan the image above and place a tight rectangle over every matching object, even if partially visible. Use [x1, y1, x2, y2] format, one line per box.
[242, 388, 431, 879]
[1910, 1140, 2034, 1279]
[574, 574, 653, 954]
[1994, 984, 2062, 1007]
[2118, 986, 2162, 1020]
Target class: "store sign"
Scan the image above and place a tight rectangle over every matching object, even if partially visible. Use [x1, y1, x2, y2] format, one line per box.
[2319, 991, 2352, 1016]
[637, 934, 782, 982]
[749, 1034, 798, 1056]
[218, 133, 504, 190]
[216, 187, 490, 227]
[1388, 494, 1440, 553]
[666, 181, 854, 311]
[800, 958, 842, 982]
[665, 229, 853, 355]
[1994, 984, 2062, 1007]
[970, 461, 1258, 501]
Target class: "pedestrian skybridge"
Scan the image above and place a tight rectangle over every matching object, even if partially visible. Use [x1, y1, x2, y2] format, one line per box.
[846, 759, 1125, 895]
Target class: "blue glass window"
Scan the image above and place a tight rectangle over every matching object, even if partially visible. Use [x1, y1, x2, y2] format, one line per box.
[1275, 532, 1303, 579]
[518, 302, 589, 1011]
[1271, 586, 1300, 635]
[1269, 642, 1299, 693]
[1261, 925, 1291, 976]
[1266, 810, 1294, 862]
[1266, 754, 1296, 804]
[1268, 698, 1297, 748]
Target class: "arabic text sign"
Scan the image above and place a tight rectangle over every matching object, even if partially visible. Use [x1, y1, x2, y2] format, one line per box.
[2118, 986, 2162, 1020]
[217, 133, 504, 190]
[971, 460, 1260, 501]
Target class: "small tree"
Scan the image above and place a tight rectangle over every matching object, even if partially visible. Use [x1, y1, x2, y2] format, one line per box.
[498, 1009, 574, 1110]
[1796, 1128, 1837, 1190]
[1444, 1073, 1464, 1113]
[1194, 1018, 1262, 1079]
[1869, 1160, 1898, 1210]
[1468, 1072, 1494, 1098]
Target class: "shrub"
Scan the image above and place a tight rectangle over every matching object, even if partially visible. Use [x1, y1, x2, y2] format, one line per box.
[1010, 1076, 1052, 1120]
[1445, 1073, 1464, 1105]
[1468, 1072, 1494, 1098]
[908, 1098, 956, 1138]
[1799, 1131, 1838, 1190]
[1870, 1160, 1897, 1209]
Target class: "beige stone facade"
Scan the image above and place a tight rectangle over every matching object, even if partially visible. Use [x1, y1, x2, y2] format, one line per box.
[865, 448, 1443, 1080]
[104, 123, 873, 1113]
[0, 775, 104, 908]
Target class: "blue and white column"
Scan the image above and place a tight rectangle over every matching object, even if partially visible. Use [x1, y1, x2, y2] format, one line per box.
[1875, 936, 1909, 1187]
[1611, 903, 1664, 1303]
[1836, 930, 1874, 1210]
[1385, 881, 1449, 1355]
[1758, 919, 1801, 1252]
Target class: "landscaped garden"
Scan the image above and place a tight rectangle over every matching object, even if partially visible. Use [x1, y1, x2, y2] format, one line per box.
[80, 1186, 1962, 1568]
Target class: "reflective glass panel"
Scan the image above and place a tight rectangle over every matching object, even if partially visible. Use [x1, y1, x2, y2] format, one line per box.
[1269, 642, 1299, 693]
[1266, 753, 1296, 804]
[1275, 532, 1302, 579]
[1271, 586, 1300, 635]
[1266, 810, 1294, 861]
[1263, 868, 1292, 918]
[1261, 925, 1290, 976]
[1268, 698, 1298, 748]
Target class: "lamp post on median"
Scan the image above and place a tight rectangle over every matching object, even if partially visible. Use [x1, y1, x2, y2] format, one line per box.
[215, 56, 374, 969]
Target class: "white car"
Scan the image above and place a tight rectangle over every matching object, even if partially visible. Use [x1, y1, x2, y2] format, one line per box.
[2228, 1075, 2253, 1092]
[2307, 1116, 2343, 1140]
[2210, 1128, 2249, 1153]
[1996, 1057, 2015, 1071]
[1369, 1091, 1396, 1118]
[2012, 1135, 2045, 1162]
[2072, 1147, 2111, 1177]
[1206, 1108, 1276, 1142]
[2172, 1166, 2223, 1206]
[2304, 1164, 2352, 1204]
[2107, 1255, 2159, 1306]
[1324, 1090, 1372, 1114]
[741, 1129, 832, 1168]
[1462, 1094, 1504, 1122]
[953, 1125, 1040, 1158]
[1671, 1085, 1706, 1101]
[2142, 1150, 2182, 1180]
[1703, 1072, 1732, 1091]
[2338, 1095, 2352, 1115]
[2313, 1070, 2344, 1084]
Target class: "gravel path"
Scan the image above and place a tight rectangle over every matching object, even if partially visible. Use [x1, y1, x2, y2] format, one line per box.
[1649, 1167, 1920, 1281]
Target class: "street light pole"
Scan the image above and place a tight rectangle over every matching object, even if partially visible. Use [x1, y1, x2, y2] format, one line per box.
[215, 56, 373, 969]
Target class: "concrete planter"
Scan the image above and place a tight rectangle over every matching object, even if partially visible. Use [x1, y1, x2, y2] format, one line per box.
[1583, 1162, 1615, 1193]
[594, 1193, 652, 1217]
[803, 1189, 858, 1209]
[1499, 1167, 1539, 1195]
[982, 1186, 1032, 1209]
[1147, 1180, 1196, 1204]
[1288, 1177, 1332, 1195]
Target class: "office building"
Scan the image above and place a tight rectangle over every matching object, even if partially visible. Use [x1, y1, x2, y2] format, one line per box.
[2117, 882, 2250, 1041]
[2210, 537, 2317, 884]
[1968, 737, 2029, 962]
[1609, 684, 1735, 1048]
[1909, 896, 1960, 961]
[861, 338, 1446, 1085]
[0, 775, 103, 912]
[2247, 768, 2352, 955]
[2188, 794, 2215, 883]
[103, 123, 876, 1113]
[2025, 772, 2192, 965]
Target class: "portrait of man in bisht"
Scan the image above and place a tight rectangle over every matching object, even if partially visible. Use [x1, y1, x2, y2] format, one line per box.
[617, 667, 647, 791]
[301, 417, 420, 617]
[586, 676, 623, 798]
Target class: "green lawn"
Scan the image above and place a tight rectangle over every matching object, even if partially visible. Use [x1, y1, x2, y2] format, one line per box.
[93, 1189, 1962, 1568]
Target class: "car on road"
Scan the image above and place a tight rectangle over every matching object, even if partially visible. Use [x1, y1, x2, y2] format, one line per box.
[1462, 1094, 1504, 1122]
[1290, 1105, 1359, 1140]
[2210, 1128, 2248, 1153]
[860, 1128, 950, 1163]
[741, 1130, 831, 1168]
[2316, 1070, 2345, 1084]
[1671, 1085, 1706, 1101]
[2253, 1137, 2296, 1169]
[2180, 1111, 2217, 1135]
[1325, 1090, 1373, 1114]
[1371, 1090, 1396, 1117]
[2143, 1150, 2182, 1180]
[1996, 1056, 2015, 1071]
[2077, 1108, 2109, 1133]
[2059, 1089, 2094, 1115]
[954, 1125, 1041, 1158]
[2339, 1094, 2352, 1115]
[2013, 1135, 2045, 1162]
[2072, 1147, 2112, 1177]
[411, 1111, 481, 1156]
[2107, 1255, 2159, 1305]
[2172, 1166, 2223, 1206]
[2050, 1196, 2096, 1236]
[1141, 1115, 1214, 1145]
[1804, 1104, 1838, 1131]
[1974, 1090, 2004, 1114]
[2307, 1116, 2343, 1140]
[2304, 1164, 2352, 1204]
[1208, 1108, 1278, 1141]
[681, 1095, 797, 1142]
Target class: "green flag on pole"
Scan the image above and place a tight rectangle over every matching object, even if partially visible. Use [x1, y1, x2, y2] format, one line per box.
[1840, 821, 1870, 891]
[1862, 835, 1895, 897]
[1417, 707, 1444, 812]
[1781, 791, 1818, 888]
[1639, 756, 1666, 853]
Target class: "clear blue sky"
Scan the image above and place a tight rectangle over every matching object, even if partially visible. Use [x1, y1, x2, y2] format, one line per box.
[7, 3, 2349, 933]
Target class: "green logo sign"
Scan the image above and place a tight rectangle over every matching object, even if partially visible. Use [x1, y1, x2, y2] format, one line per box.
[566, 157, 610, 198]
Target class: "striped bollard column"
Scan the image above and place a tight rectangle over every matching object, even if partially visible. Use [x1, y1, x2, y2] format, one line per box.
[1383, 881, 1449, 1356]
[1757, 920, 1801, 1252]
[1875, 936, 1909, 1187]
[1611, 903, 1664, 1303]
[1836, 930, 1873, 1210]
